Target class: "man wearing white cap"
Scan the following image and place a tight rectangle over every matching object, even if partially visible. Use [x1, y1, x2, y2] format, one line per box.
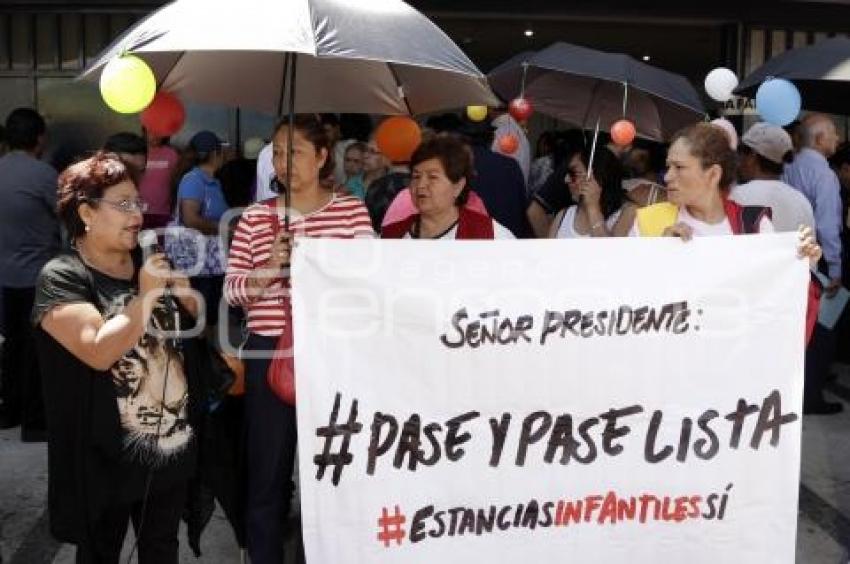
[736, 123, 844, 416]
[731, 122, 815, 233]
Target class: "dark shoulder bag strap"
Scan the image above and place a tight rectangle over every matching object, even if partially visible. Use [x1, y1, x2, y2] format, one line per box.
[740, 206, 772, 234]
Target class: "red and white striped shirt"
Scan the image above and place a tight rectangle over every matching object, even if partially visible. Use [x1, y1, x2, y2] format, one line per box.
[225, 195, 374, 336]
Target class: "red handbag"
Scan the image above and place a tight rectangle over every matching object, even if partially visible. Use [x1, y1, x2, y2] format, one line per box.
[267, 297, 296, 405]
[263, 205, 296, 405]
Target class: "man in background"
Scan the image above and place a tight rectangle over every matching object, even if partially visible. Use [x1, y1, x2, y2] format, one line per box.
[782, 114, 844, 415]
[0, 108, 60, 440]
[782, 113, 842, 296]
[732, 123, 814, 233]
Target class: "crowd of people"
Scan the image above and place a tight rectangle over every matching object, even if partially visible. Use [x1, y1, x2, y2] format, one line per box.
[0, 103, 845, 563]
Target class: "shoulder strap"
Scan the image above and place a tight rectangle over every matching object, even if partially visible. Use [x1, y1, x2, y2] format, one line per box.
[741, 206, 771, 234]
[723, 198, 771, 234]
[723, 198, 743, 234]
[555, 207, 569, 235]
[172, 190, 182, 224]
[648, 184, 658, 205]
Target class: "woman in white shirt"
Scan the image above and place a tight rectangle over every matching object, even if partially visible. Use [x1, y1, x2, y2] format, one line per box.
[631, 122, 823, 348]
[632, 123, 775, 238]
[549, 146, 637, 239]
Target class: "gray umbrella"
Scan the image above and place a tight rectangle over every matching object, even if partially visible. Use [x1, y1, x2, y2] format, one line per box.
[80, 0, 497, 115]
[488, 42, 705, 141]
[81, 0, 497, 223]
[735, 37, 850, 115]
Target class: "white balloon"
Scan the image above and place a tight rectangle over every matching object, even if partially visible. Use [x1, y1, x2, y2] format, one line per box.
[704, 68, 739, 102]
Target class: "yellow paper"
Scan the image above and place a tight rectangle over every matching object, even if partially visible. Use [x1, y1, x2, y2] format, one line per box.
[636, 202, 679, 237]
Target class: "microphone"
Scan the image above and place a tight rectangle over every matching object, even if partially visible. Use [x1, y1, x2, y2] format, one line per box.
[138, 229, 178, 314]
[138, 229, 163, 259]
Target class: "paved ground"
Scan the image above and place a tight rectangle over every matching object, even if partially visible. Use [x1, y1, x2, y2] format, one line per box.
[3, 368, 850, 563]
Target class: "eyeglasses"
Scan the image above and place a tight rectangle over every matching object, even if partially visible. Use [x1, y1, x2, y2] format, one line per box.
[88, 198, 149, 214]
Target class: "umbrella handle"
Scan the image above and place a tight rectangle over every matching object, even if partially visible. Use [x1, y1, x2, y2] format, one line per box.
[585, 117, 601, 189]
[284, 52, 298, 229]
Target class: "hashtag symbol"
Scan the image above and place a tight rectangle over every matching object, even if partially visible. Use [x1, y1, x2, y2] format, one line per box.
[314, 392, 363, 486]
[377, 505, 406, 547]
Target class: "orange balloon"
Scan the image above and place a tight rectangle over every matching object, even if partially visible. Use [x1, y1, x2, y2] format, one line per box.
[497, 133, 519, 155]
[611, 119, 637, 146]
[375, 116, 422, 164]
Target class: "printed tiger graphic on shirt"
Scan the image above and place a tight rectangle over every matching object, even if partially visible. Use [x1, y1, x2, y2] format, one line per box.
[106, 294, 192, 465]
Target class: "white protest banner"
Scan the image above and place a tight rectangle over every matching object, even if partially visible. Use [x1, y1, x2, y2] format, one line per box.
[292, 234, 809, 563]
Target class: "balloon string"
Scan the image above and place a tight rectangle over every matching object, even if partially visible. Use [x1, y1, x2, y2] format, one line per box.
[622, 82, 628, 118]
[520, 63, 528, 98]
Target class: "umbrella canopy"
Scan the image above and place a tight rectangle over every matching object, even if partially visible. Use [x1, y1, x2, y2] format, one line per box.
[80, 0, 497, 115]
[488, 42, 705, 141]
[487, 50, 536, 77]
[735, 37, 850, 115]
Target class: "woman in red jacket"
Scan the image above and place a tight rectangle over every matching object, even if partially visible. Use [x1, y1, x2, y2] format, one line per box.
[382, 135, 514, 240]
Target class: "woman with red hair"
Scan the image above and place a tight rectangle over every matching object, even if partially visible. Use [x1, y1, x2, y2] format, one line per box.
[34, 151, 202, 563]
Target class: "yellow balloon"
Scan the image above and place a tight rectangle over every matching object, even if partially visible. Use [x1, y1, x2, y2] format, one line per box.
[99, 55, 156, 114]
[466, 105, 488, 122]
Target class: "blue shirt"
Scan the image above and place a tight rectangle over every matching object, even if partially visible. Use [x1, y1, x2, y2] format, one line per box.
[177, 167, 228, 222]
[0, 151, 60, 287]
[782, 148, 843, 279]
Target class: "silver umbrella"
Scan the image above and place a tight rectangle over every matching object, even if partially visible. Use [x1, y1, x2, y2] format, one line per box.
[80, 0, 497, 115]
[81, 0, 497, 221]
[488, 42, 705, 141]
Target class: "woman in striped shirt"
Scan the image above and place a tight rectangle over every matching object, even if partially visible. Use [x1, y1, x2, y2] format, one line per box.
[225, 114, 373, 564]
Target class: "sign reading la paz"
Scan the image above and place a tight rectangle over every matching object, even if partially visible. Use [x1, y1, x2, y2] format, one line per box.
[292, 235, 808, 563]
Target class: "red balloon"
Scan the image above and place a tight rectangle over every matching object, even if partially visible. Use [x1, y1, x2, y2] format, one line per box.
[140, 91, 186, 137]
[497, 133, 519, 155]
[508, 97, 534, 122]
[610, 119, 637, 146]
[375, 116, 422, 164]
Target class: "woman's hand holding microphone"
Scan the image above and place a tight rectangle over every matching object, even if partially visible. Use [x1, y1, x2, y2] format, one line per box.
[139, 252, 197, 317]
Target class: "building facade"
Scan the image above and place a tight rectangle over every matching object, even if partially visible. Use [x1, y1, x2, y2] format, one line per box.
[2, 0, 850, 163]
